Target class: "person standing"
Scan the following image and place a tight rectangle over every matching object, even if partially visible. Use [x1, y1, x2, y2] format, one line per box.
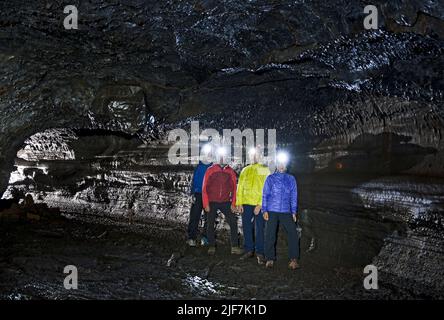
[202, 147, 242, 256]
[262, 152, 300, 270]
[236, 147, 270, 264]
[186, 158, 212, 247]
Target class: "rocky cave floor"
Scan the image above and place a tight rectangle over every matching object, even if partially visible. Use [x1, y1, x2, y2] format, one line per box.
[0, 211, 429, 300]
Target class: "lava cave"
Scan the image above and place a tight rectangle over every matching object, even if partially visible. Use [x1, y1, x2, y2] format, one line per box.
[0, 0, 443, 301]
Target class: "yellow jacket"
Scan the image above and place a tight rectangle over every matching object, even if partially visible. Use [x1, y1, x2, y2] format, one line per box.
[236, 163, 271, 206]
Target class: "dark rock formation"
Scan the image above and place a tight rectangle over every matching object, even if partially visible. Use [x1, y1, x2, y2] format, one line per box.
[1, 0, 443, 298]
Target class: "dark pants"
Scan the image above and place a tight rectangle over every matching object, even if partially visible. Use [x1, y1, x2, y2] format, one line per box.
[207, 201, 239, 247]
[187, 193, 207, 240]
[242, 205, 265, 255]
[265, 212, 300, 261]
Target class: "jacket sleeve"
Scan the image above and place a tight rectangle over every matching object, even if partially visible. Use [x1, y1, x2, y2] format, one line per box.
[235, 168, 245, 206]
[262, 176, 271, 212]
[230, 168, 237, 207]
[257, 166, 270, 206]
[290, 176, 298, 214]
[201, 167, 212, 208]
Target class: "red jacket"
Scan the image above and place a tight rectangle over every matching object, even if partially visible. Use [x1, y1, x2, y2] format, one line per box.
[202, 164, 237, 208]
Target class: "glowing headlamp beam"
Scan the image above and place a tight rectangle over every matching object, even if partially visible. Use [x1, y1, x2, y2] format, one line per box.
[202, 143, 212, 155]
[217, 146, 226, 156]
[276, 151, 289, 164]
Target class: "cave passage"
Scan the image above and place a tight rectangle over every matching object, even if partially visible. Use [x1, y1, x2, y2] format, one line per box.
[1, 0, 444, 301]
[1, 128, 443, 299]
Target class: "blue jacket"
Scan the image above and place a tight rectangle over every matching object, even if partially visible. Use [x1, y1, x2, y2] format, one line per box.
[262, 172, 298, 214]
[191, 161, 212, 194]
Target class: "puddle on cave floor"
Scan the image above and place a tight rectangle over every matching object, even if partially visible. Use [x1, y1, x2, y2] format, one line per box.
[0, 211, 414, 300]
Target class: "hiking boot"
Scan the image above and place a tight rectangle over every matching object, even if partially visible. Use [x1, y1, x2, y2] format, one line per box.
[289, 259, 300, 270]
[207, 246, 216, 256]
[265, 260, 274, 268]
[240, 251, 254, 260]
[186, 239, 197, 247]
[231, 246, 243, 255]
[256, 254, 266, 265]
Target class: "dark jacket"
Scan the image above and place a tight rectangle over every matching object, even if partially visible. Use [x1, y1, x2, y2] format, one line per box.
[262, 172, 298, 214]
[202, 164, 237, 208]
[191, 161, 212, 194]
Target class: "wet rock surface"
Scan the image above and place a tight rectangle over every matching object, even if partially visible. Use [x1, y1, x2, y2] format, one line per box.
[0, 0, 444, 299]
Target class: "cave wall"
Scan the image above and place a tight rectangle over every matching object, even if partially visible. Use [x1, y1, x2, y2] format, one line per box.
[1, 0, 443, 195]
[3, 129, 193, 223]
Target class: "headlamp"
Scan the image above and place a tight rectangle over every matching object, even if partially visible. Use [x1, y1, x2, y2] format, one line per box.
[202, 143, 212, 155]
[276, 151, 289, 165]
[217, 146, 226, 156]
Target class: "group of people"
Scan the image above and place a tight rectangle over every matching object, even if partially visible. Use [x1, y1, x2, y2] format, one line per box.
[186, 146, 300, 270]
